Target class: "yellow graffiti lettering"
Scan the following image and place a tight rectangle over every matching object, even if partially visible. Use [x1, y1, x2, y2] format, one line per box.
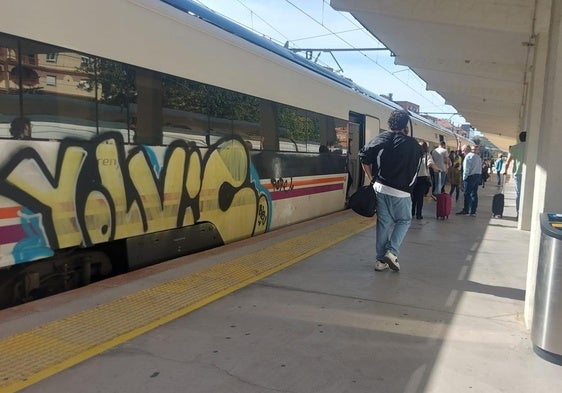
[84, 190, 112, 244]
[6, 146, 86, 248]
[199, 140, 257, 243]
[182, 151, 202, 226]
[128, 147, 186, 232]
[1, 136, 269, 256]
[96, 141, 143, 238]
[186, 151, 201, 199]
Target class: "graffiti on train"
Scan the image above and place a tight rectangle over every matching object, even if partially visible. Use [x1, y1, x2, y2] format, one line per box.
[0, 132, 271, 265]
[271, 177, 294, 192]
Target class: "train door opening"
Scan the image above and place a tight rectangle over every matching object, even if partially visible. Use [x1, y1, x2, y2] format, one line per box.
[347, 112, 380, 196]
[347, 121, 361, 197]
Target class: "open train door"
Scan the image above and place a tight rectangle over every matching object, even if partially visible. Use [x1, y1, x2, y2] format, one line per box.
[347, 112, 380, 197]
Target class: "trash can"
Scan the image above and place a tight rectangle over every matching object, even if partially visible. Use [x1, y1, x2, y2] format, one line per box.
[531, 213, 562, 365]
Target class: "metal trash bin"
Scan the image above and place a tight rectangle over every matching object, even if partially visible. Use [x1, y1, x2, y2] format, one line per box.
[531, 213, 562, 364]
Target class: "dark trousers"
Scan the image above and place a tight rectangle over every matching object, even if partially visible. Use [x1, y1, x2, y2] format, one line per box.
[449, 184, 460, 201]
[463, 174, 481, 214]
[411, 176, 429, 218]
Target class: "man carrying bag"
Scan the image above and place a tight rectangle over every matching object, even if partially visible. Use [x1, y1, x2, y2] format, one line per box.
[358, 110, 422, 272]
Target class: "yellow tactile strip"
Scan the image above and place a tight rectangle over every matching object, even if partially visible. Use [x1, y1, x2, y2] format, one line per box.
[0, 215, 374, 392]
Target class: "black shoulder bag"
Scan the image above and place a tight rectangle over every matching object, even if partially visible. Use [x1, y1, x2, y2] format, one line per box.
[348, 180, 376, 217]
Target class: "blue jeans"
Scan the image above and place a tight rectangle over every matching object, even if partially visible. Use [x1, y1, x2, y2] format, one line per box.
[433, 171, 446, 195]
[375, 192, 412, 260]
[514, 174, 522, 212]
[462, 174, 481, 214]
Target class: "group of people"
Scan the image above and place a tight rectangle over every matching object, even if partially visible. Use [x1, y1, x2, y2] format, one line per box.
[412, 140, 486, 219]
[358, 109, 527, 274]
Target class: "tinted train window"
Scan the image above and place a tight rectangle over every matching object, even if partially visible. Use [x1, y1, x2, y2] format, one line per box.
[0, 36, 20, 137]
[276, 104, 346, 153]
[305, 111, 322, 152]
[228, 90, 261, 149]
[162, 75, 208, 146]
[277, 105, 310, 152]
[333, 118, 349, 154]
[162, 76, 261, 148]
[0, 32, 344, 151]
[91, 58, 136, 143]
[0, 33, 135, 142]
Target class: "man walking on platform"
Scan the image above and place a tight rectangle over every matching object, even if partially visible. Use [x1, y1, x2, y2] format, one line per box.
[456, 145, 482, 217]
[359, 110, 422, 272]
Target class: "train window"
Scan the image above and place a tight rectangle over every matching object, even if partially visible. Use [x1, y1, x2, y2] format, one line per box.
[276, 105, 310, 152]
[0, 33, 344, 152]
[91, 59, 136, 144]
[20, 39, 98, 141]
[162, 75, 208, 147]
[0, 34, 136, 142]
[306, 111, 322, 152]
[333, 118, 349, 154]
[207, 86, 260, 146]
[307, 113, 348, 154]
[0, 35, 19, 137]
[228, 91, 261, 149]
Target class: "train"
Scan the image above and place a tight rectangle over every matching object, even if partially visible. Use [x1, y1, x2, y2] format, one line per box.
[0, 0, 470, 308]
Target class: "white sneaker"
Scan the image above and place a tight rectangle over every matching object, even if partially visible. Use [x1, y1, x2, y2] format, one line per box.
[383, 251, 400, 271]
[374, 260, 389, 271]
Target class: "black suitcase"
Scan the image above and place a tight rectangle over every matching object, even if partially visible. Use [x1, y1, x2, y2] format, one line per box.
[492, 193, 504, 218]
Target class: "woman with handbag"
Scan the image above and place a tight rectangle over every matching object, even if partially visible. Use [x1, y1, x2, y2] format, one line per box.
[411, 141, 432, 219]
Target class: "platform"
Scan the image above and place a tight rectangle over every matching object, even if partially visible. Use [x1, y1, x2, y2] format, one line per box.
[1, 179, 561, 393]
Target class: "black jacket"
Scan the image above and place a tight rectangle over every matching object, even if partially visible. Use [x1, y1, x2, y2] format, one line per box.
[358, 131, 423, 193]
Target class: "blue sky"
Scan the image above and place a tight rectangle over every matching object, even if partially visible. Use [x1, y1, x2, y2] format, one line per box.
[193, 0, 467, 126]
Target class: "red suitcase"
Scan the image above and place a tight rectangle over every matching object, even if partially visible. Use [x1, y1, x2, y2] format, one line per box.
[436, 193, 452, 219]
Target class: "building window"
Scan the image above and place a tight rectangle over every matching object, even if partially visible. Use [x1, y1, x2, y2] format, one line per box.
[46, 75, 56, 86]
[46, 53, 58, 63]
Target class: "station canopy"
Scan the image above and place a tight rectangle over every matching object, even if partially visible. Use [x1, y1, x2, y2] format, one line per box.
[331, 0, 537, 151]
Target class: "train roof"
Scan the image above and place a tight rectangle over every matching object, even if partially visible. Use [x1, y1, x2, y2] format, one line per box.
[161, 0, 407, 110]
[160, 1, 470, 142]
[161, 1, 355, 89]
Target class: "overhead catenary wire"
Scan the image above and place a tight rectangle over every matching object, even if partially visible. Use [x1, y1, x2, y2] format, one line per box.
[194, 0, 460, 121]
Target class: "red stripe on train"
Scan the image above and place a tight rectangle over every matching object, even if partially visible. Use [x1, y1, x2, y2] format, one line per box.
[0, 224, 26, 245]
[269, 183, 343, 201]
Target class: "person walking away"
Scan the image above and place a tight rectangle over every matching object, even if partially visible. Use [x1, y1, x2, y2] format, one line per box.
[411, 141, 434, 219]
[504, 131, 527, 217]
[456, 145, 482, 216]
[430, 141, 449, 196]
[495, 153, 504, 186]
[359, 110, 422, 272]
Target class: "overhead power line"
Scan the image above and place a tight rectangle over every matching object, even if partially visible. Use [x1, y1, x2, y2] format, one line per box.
[286, 47, 392, 53]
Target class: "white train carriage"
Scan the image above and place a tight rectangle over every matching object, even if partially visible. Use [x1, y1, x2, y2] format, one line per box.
[0, 0, 463, 307]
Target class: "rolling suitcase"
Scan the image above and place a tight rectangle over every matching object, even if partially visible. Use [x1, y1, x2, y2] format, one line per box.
[492, 175, 505, 218]
[492, 192, 504, 218]
[436, 192, 452, 219]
